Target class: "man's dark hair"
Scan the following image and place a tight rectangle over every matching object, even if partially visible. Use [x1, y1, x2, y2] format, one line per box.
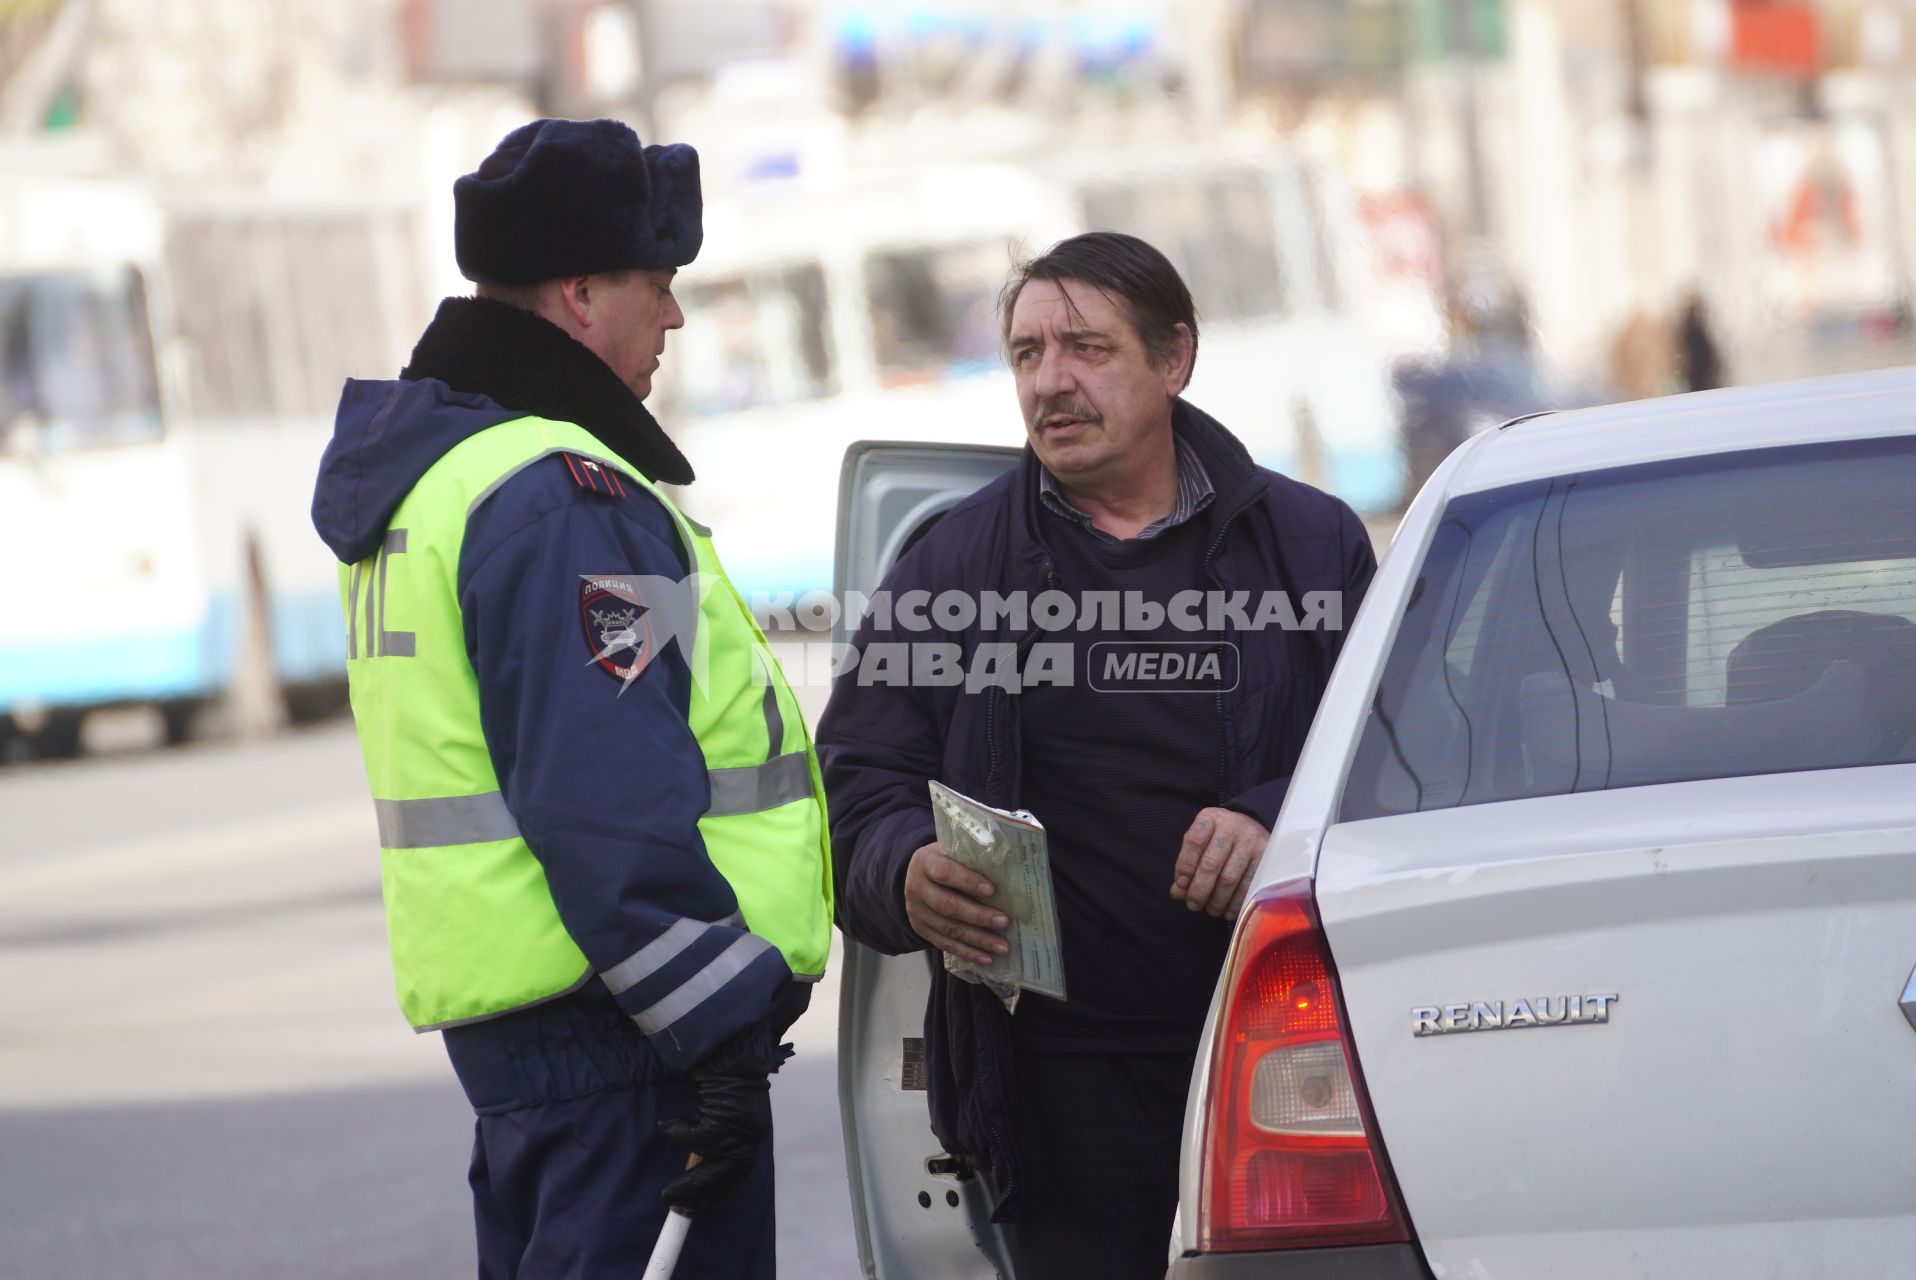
[998, 230, 1199, 389]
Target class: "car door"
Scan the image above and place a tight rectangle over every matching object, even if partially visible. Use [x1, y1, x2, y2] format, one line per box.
[833, 440, 1021, 1280]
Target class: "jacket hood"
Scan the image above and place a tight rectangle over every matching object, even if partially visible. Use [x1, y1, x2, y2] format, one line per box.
[312, 295, 696, 564]
[312, 378, 523, 564]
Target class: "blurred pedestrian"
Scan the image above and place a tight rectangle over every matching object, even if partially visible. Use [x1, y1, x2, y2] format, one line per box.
[1679, 291, 1724, 392]
[311, 118, 831, 1279]
[1609, 304, 1677, 401]
[819, 232, 1377, 1278]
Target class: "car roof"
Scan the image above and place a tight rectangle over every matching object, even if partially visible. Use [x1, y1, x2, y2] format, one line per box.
[1446, 365, 1916, 497]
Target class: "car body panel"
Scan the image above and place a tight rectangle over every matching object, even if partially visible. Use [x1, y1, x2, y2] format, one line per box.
[1166, 1242, 1433, 1278]
[1320, 769, 1916, 1276]
[1446, 367, 1916, 498]
[834, 440, 1021, 1280]
[1174, 415, 1493, 1257]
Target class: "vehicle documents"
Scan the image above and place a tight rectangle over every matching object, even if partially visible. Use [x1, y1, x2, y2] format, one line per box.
[929, 780, 1066, 1012]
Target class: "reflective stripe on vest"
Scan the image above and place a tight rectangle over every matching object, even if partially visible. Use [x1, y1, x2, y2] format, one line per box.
[339, 415, 832, 1032]
[374, 792, 518, 848]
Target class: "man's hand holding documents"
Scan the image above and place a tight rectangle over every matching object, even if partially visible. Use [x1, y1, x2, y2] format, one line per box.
[922, 781, 1065, 1012]
[902, 840, 1010, 966]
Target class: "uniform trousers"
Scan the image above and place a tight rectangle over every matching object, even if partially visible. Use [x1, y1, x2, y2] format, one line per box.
[444, 983, 787, 1280]
[467, 1073, 774, 1280]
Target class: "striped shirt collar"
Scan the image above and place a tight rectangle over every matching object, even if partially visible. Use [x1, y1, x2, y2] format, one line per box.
[1037, 432, 1216, 543]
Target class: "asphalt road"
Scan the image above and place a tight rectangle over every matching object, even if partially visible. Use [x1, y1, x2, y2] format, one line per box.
[0, 720, 860, 1279]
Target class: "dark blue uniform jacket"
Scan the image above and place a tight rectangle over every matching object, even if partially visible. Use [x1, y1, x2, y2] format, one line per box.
[817, 400, 1377, 1218]
[312, 298, 796, 1107]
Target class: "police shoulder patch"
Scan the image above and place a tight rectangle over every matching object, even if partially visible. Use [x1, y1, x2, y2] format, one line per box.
[559, 452, 629, 499]
[580, 574, 655, 691]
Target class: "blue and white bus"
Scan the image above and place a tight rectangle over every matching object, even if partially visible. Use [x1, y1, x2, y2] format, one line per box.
[0, 147, 423, 758]
[656, 144, 1407, 607]
[1, 138, 1408, 755]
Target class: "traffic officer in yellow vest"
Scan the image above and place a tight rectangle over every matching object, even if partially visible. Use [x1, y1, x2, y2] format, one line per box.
[310, 118, 831, 1279]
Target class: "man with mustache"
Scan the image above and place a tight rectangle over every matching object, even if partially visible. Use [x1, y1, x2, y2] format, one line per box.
[820, 231, 1378, 1276]
[313, 119, 830, 1278]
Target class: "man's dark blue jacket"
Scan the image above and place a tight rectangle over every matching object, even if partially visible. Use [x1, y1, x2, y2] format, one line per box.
[817, 400, 1378, 1219]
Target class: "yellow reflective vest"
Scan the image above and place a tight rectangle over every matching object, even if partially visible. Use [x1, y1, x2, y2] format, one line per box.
[337, 415, 831, 1032]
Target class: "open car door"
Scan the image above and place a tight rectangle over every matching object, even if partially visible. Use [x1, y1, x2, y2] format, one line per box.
[833, 440, 1021, 1280]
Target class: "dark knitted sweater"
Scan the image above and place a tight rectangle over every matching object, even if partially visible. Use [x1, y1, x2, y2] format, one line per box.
[1012, 505, 1241, 1054]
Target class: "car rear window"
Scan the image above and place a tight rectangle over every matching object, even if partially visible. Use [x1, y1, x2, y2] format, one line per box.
[1341, 434, 1916, 821]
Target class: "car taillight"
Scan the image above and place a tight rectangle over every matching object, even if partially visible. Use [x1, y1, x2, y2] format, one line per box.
[1198, 879, 1411, 1253]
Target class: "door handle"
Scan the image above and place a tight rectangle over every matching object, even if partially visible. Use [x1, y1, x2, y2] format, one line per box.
[1902, 964, 1916, 1035]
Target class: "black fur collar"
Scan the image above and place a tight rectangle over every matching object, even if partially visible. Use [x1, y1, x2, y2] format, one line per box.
[400, 295, 694, 485]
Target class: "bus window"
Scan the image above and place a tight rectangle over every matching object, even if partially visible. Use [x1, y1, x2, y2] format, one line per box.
[865, 241, 1004, 386]
[167, 219, 269, 419]
[294, 220, 386, 414]
[163, 210, 417, 422]
[673, 263, 836, 416]
[0, 268, 162, 455]
[1081, 172, 1286, 322]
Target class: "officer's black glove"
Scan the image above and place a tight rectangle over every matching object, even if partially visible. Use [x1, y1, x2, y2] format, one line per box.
[658, 1042, 793, 1214]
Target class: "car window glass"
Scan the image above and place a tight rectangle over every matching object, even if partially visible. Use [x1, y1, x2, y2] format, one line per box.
[1441, 514, 1526, 678]
[1684, 545, 1916, 707]
[1342, 435, 1916, 820]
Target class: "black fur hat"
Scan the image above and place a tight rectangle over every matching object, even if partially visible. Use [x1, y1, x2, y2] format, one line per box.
[453, 118, 702, 284]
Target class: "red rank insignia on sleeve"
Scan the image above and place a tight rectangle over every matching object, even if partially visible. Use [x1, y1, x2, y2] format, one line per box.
[562, 452, 628, 497]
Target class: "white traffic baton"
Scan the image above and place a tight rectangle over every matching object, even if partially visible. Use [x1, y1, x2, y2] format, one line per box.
[643, 1154, 699, 1279]
[642, 1207, 693, 1279]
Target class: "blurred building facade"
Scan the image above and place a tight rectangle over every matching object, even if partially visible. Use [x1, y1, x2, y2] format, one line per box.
[4, 0, 1914, 390]
[1342, 0, 1916, 386]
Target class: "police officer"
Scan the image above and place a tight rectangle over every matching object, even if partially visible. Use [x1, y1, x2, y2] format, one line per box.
[311, 118, 831, 1279]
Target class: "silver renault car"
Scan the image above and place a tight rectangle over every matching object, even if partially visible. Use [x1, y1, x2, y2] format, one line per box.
[834, 367, 1916, 1279]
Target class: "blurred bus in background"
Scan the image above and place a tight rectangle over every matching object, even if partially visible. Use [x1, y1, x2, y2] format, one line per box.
[0, 136, 1406, 757]
[660, 144, 1406, 603]
[0, 145, 419, 759]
